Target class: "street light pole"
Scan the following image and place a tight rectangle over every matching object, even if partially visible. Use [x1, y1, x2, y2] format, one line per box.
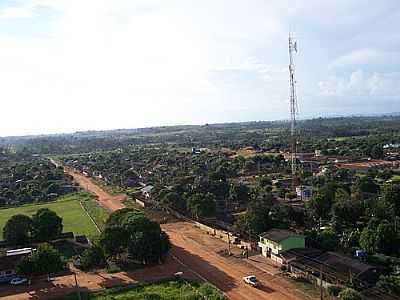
[74, 272, 81, 300]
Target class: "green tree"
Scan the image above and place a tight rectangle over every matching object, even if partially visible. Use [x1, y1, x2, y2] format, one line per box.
[123, 213, 170, 264]
[234, 197, 272, 237]
[376, 274, 400, 295]
[331, 189, 364, 230]
[33, 243, 65, 280]
[370, 145, 384, 159]
[187, 193, 216, 219]
[3, 214, 32, 244]
[383, 184, 400, 216]
[46, 182, 60, 194]
[318, 228, 338, 251]
[105, 208, 137, 227]
[79, 244, 106, 270]
[16, 243, 65, 280]
[338, 288, 362, 300]
[359, 220, 399, 255]
[101, 210, 170, 265]
[375, 222, 399, 255]
[162, 192, 186, 212]
[359, 226, 377, 254]
[32, 208, 63, 241]
[16, 255, 35, 279]
[355, 176, 380, 194]
[100, 225, 128, 260]
[339, 230, 361, 253]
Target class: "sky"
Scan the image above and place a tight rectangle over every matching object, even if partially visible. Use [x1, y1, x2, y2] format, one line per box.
[0, 0, 399, 136]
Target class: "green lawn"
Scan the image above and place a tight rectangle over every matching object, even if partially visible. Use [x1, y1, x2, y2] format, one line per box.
[64, 279, 225, 300]
[0, 193, 101, 239]
[80, 193, 109, 231]
[392, 175, 400, 182]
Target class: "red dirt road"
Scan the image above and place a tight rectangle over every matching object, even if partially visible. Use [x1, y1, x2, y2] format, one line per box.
[0, 256, 196, 300]
[64, 169, 313, 300]
[66, 168, 126, 211]
[165, 222, 314, 300]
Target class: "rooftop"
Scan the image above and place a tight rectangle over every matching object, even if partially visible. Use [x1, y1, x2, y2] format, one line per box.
[259, 229, 303, 243]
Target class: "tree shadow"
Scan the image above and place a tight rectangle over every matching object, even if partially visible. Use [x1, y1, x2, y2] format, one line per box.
[0, 244, 238, 299]
[168, 244, 237, 293]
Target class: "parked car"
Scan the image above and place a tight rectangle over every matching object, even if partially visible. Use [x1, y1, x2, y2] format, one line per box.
[10, 277, 28, 285]
[243, 275, 258, 287]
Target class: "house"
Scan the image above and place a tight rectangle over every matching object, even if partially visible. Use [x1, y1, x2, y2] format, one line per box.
[140, 185, 154, 198]
[258, 229, 305, 264]
[296, 185, 313, 200]
[290, 251, 383, 287]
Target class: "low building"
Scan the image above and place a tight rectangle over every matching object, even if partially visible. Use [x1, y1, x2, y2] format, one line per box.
[290, 251, 383, 287]
[296, 185, 313, 200]
[140, 185, 154, 198]
[258, 229, 305, 264]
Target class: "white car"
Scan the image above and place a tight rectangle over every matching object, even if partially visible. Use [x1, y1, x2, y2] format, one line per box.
[10, 277, 28, 285]
[243, 275, 258, 287]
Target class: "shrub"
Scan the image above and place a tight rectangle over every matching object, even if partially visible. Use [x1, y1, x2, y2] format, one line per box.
[327, 285, 342, 297]
[338, 288, 362, 300]
[79, 245, 106, 271]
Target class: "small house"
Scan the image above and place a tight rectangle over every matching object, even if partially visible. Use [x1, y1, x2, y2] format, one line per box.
[258, 229, 305, 264]
[140, 185, 154, 198]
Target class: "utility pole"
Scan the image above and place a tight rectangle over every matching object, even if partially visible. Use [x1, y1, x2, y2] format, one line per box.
[320, 265, 323, 300]
[227, 231, 231, 255]
[288, 33, 299, 191]
[74, 272, 81, 300]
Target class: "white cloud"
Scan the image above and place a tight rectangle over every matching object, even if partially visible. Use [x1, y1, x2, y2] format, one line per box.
[318, 70, 400, 97]
[331, 49, 400, 67]
[0, 4, 35, 19]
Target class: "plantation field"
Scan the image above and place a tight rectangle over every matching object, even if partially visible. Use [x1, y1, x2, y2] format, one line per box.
[0, 193, 101, 239]
[64, 279, 225, 300]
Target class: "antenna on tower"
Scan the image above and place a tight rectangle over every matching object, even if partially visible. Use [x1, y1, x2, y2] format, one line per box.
[288, 33, 299, 190]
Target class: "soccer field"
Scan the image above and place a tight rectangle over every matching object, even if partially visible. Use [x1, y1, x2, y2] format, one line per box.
[0, 193, 101, 239]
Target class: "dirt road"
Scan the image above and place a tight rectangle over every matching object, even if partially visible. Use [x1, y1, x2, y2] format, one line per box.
[64, 169, 313, 300]
[0, 256, 197, 300]
[66, 168, 126, 211]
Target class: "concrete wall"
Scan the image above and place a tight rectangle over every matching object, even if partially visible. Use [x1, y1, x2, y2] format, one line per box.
[135, 198, 146, 207]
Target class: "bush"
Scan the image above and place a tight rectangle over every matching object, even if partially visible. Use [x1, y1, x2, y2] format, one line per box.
[106, 263, 121, 273]
[338, 288, 362, 300]
[16, 243, 65, 279]
[327, 285, 342, 297]
[285, 192, 297, 200]
[79, 245, 106, 271]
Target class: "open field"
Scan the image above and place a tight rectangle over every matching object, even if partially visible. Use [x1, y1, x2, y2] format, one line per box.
[64, 279, 225, 300]
[0, 193, 100, 239]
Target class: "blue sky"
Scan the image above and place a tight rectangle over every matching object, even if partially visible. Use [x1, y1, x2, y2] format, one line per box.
[0, 0, 399, 136]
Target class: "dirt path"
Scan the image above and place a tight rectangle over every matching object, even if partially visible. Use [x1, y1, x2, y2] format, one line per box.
[65, 168, 127, 211]
[63, 169, 312, 300]
[0, 257, 196, 300]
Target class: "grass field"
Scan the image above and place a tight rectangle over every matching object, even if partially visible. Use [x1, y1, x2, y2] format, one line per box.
[0, 193, 101, 239]
[64, 279, 225, 300]
[80, 193, 109, 231]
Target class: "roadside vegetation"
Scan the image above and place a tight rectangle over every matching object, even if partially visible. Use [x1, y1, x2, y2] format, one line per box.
[63, 279, 226, 300]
